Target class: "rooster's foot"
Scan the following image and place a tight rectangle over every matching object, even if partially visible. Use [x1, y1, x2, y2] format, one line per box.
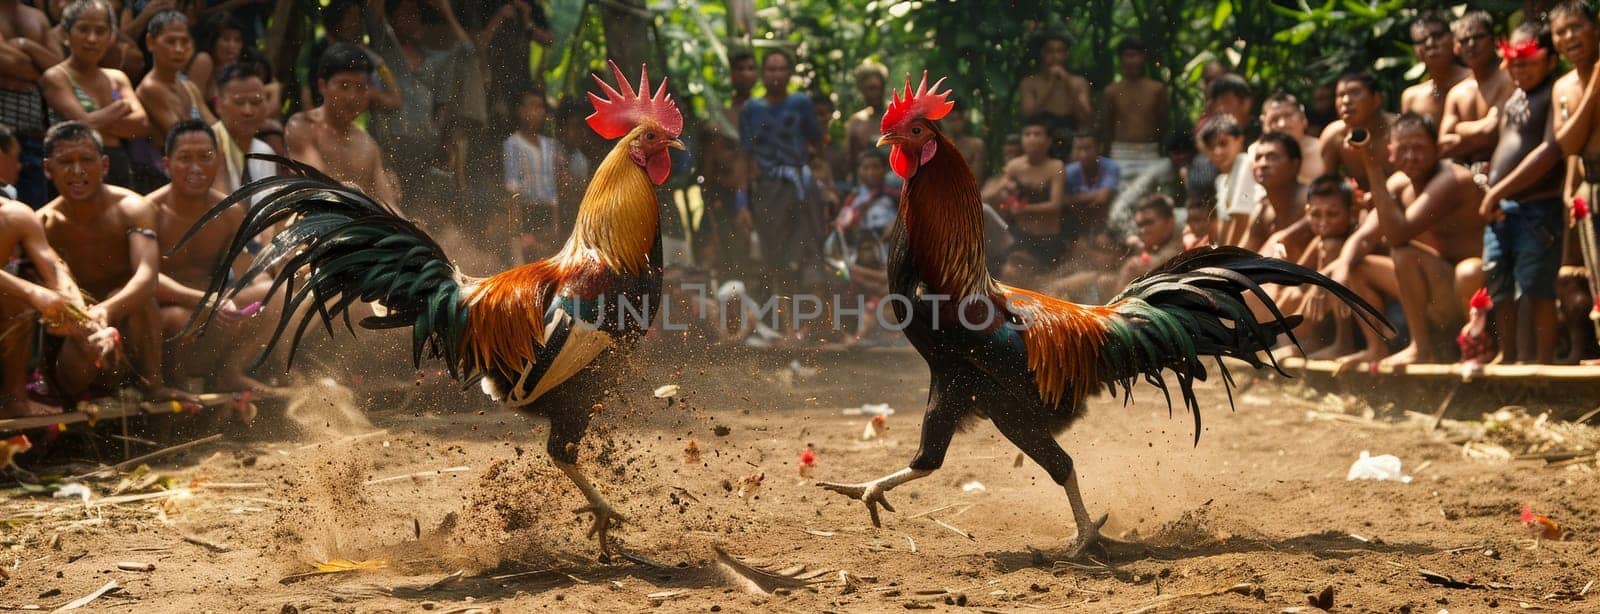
[817, 481, 898, 527]
[574, 502, 626, 560]
[1065, 513, 1110, 559]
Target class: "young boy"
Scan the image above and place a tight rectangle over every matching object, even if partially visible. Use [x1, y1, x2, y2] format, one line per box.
[1274, 176, 1357, 359]
[1478, 21, 1564, 364]
[1199, 114, 1258, 245]
[833, 151, 897, 345]
[503, 87, 574, 263]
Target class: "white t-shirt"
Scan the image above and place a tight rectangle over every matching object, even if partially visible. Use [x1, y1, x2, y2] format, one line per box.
[1217, 151, 1262, 218]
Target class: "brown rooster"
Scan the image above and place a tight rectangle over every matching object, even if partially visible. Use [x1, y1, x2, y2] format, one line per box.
[180, 61, 682, 558]
[819, 74, 1387, 558]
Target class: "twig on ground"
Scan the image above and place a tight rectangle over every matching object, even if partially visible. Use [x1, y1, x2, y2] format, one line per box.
[926, 516, 975, 540]
[363, 466, 471, 485]
[70, 434, 223, 480]
[50, 580, 119, 611]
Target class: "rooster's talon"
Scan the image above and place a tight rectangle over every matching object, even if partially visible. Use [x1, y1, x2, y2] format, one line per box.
[818, 481, 895, 527]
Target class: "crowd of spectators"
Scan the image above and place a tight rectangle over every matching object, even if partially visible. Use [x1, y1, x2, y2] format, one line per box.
[6, 0, 1600, 419]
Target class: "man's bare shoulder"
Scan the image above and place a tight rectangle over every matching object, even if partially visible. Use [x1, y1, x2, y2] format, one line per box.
[1318, 119, 1350, 142]
[1554, 71, 1583, 99]
[108, 186, 154, 219]
[0, 201, 39, 236]
[1401, 82, 1429, 104]
[145, 184, 174, 209]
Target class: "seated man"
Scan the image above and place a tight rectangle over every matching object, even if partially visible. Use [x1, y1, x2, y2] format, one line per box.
[1335, 113, 1485, 366]
[1063, 130, 1120, 246]
[211, 61, 280, 195]
[285, 42, 400, 206]
[36, 121, 193, 404]
[153, 119, 272, 392]
[0, 184, 112, 416]
[1244, 132, 1311, 260]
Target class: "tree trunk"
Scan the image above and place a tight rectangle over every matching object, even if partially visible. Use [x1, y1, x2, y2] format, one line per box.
[597, 0, 654, 76]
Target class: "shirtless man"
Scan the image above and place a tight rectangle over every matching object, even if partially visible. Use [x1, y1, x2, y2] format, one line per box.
[284, 42, 399, 206]
[1439, 11, 1514, 163]
[1020, 33, 1092, 155]
[1260, 92, 1325, 184]
[843, 59, 886, 178]
[1400, 11, 1471, 125]
[152, 120, 271, 391]
[981, 118, 1065, 271]
[36, 121, 193, 403]
[135, 10, 214, 151]
[1100, 37, 1167, 182]
[1337, 113, 1485, 367]
[0, 128, 109, 416]
[1243, 132, 1312, 261]
[1319, 72, 1397, 190]
[1546, 0, 1600, 360]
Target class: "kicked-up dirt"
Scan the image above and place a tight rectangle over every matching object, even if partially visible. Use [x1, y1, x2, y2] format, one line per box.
[2, 347, 1597, 613]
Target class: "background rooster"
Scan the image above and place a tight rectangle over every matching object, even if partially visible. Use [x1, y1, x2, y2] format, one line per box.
[180, 61, 683, 558]
[819, 74, 1388, 558]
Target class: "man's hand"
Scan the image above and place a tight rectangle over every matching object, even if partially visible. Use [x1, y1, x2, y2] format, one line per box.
[81, 326, 119, 361]
[1480, 190, 1505, 223]
[1048, 65, 1071, 82]
[85, 304, 109, 329]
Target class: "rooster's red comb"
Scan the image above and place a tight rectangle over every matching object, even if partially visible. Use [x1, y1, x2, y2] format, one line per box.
[1469, 287, 1493, 311]
[586, 60, 683, 140]
[881, 71, 955, 133]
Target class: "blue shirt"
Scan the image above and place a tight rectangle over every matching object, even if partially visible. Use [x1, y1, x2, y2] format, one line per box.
[739, 93, 822, 172]
[1066, 157, 1120, 194]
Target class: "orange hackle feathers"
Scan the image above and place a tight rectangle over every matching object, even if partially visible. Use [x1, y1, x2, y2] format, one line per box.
[881, 71, 955, 133]
[1002, 286, 1116, 407]
[586, 60, 683, 140]
[463, 261, 564, 374]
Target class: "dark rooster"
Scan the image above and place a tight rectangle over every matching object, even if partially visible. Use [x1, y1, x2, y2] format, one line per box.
[819, 74, 1388, 557]
[178, 61, 682, 558]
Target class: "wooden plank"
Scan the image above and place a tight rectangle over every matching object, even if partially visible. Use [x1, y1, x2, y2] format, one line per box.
[0, 392, 251, 434]
[1280, 358, 1600, 382]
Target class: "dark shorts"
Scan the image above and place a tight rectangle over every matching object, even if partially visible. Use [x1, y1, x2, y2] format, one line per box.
[1483, 197, 1564, 302]
[750, 175, 826, 291]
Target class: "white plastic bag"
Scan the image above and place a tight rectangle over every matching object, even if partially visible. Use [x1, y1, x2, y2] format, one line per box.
[1346, 450, 1412, 483]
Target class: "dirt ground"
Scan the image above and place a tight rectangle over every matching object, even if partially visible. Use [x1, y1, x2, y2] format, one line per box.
[2, 345, 1597, 613]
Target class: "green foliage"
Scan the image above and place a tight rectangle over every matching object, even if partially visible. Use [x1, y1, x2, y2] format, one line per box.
[528, 1, 1485, 167]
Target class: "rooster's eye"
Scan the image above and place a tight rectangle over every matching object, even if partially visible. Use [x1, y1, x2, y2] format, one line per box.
[647, 133, 657, 140]
[912, 127, 922, 135]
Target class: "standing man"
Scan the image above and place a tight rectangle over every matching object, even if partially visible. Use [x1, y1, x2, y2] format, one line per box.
[1440, 11, 1513, 164]
[844, 59, 887, 179]
[1400, 11, 1470, 125]
[0, 0, 62, 206]
[735, 48, 824, 326]
[1100, 36, 1168, 185]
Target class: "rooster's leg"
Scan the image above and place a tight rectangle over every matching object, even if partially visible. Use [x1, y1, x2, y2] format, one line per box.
[994, 411, 1108, 559]
[819, 402, 961, 526]
[547, 409, 624, 559]
[554, 460, 626, 556]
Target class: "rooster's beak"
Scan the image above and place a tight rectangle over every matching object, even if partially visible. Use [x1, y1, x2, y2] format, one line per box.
[666, 139, 686, 151]
[876, 134, 897, 147]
